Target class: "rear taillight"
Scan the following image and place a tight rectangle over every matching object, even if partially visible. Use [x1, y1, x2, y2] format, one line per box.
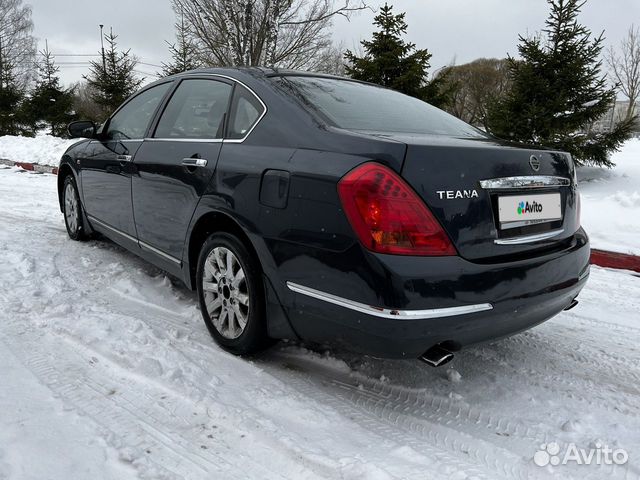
[337, 163, 456, 256]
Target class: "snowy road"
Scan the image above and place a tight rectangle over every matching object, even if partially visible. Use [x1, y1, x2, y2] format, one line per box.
[0, 166, 638, 480]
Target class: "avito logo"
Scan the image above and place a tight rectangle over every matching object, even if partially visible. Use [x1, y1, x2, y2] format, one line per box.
[518, 200, 543, 215]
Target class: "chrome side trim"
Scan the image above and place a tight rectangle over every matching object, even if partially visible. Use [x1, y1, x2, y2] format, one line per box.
[146, 138, 223, 143]
[479, 176, 570, 189]
[286, 282, 493, 319]
[139, 240, 181, 265]
[87, 215, 138, 243]
[495, 228, 564, 245]
[87, 215, 181, 265]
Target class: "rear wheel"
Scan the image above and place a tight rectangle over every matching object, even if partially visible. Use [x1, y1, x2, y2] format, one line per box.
[196, 232, 269, 355]
[62, 175, 87, 241]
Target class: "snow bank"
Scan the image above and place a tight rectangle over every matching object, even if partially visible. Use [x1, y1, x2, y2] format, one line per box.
[0, 133, 78, 167]
[578, 138, 640, 255]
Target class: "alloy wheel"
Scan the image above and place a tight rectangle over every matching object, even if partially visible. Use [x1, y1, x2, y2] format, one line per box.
[202, 246, 249, 339]
[64, 181, 79, 234]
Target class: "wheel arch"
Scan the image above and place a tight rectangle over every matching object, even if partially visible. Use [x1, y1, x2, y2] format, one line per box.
[185, 208, 299, 341]
[57, 161, 76, 212]
[186, 210, 261, 290]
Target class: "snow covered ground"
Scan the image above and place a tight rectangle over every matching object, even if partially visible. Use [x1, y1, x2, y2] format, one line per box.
[0, 134, 639, 254]
[579, 138, 640, 255]
[0, 167, 639, 478]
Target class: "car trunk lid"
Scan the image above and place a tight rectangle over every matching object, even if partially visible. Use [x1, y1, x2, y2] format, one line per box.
[381, 134, 578, 261]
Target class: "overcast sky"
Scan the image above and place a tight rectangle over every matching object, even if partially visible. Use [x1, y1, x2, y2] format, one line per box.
[27, 0, 640, 86]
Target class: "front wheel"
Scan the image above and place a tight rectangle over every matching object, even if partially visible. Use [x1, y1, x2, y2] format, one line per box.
[196, 232, 270, 355]
[62, 175, 87, 241]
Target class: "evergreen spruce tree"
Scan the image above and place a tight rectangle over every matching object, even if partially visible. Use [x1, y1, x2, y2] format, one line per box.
[24, 41, 77, 136]
[0, 0, 36, 136]
[344, 3, 452, 108]
[0, 67, 24, 135]
[84, 29, 143, 117]
[161, 10, 202, 76]
[0, 38, 26, 135]
[487, 0, 634, 167]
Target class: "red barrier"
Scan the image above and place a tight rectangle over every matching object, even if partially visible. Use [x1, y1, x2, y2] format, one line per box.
[591, 249, 640, 273]
[14, 162, 35, 171]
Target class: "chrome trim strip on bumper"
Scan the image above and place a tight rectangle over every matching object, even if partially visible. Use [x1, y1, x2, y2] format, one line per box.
[479, 176, 571, 189]
[87, 215, 181, 265]
[494, 228, 565, 245]
[286, 282, 493, 320]
[578, 264, 590, 281]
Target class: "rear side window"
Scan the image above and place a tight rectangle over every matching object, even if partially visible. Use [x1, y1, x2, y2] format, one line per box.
[107, 82, 171, 140]
[227, 85, 265, 140]
[154, 79, 232, 139]
[275, 76, 482, 137]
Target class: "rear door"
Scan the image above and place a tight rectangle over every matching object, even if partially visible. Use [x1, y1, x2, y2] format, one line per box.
[132, 77, 233, 263]
[81, 82, 172, 239]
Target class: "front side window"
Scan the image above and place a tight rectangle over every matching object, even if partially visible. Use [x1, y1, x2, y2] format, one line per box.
[227, 85, 265, 139]
[275, 76, 483, 138]
[107, 82, 171, 140]
[154, 79, 232, 139]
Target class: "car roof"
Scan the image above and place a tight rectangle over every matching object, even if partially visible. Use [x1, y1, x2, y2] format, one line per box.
[160, 66, 375, 87]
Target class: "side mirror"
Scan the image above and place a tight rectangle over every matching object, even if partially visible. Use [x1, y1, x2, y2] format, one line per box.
[68, 120, 97, 139]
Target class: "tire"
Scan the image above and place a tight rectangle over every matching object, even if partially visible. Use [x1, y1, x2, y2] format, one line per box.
[196, 232, 270, 355]
[62, 175, 87, 241]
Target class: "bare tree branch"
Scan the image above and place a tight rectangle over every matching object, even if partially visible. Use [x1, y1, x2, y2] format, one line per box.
[0, 0, 36, 90]
[607, 24, 640, 121]
[172, 0, 367, 70]
[280, 0, 368, 25]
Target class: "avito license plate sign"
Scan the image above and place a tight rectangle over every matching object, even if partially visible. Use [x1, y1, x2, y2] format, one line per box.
[498, 193, 562, 225]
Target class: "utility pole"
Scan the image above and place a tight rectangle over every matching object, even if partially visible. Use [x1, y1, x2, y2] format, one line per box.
[99, 24, 106, 71]
[45, 39, 51, 84]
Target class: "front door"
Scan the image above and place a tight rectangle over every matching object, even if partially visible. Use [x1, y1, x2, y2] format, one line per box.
[80, 82, 172, 237]
[132, 78, 233, 262]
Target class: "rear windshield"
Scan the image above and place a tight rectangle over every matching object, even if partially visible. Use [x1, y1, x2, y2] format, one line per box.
[275, 76, 482, 137]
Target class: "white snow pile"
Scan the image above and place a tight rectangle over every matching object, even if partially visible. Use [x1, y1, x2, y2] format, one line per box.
[579, 138, 640, 255]
[0, 132, 77, 167]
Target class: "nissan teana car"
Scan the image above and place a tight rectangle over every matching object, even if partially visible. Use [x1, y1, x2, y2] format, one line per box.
[58, 67, 590, 366]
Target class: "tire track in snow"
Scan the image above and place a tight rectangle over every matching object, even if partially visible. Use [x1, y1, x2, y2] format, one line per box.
[86, 287, 511, 479]
[103, 289, 638, 480]
[263, 351, 633, 480]
[108, 286, 640, 426]
[505, 331, 640, 394]
[100, 292, 557, 480]
[2, 331, 258, 480]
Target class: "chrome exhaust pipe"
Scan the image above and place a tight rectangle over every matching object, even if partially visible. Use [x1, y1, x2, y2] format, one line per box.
[564, 299, 579, 311]
[419, 345, 454, 367]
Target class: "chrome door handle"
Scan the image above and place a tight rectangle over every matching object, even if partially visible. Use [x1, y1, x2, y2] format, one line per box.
[116, 155, 132, 162]
[181, 158, 208, 167]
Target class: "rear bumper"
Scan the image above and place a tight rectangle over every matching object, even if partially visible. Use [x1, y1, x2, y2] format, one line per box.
[284, 229, 590, 358]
